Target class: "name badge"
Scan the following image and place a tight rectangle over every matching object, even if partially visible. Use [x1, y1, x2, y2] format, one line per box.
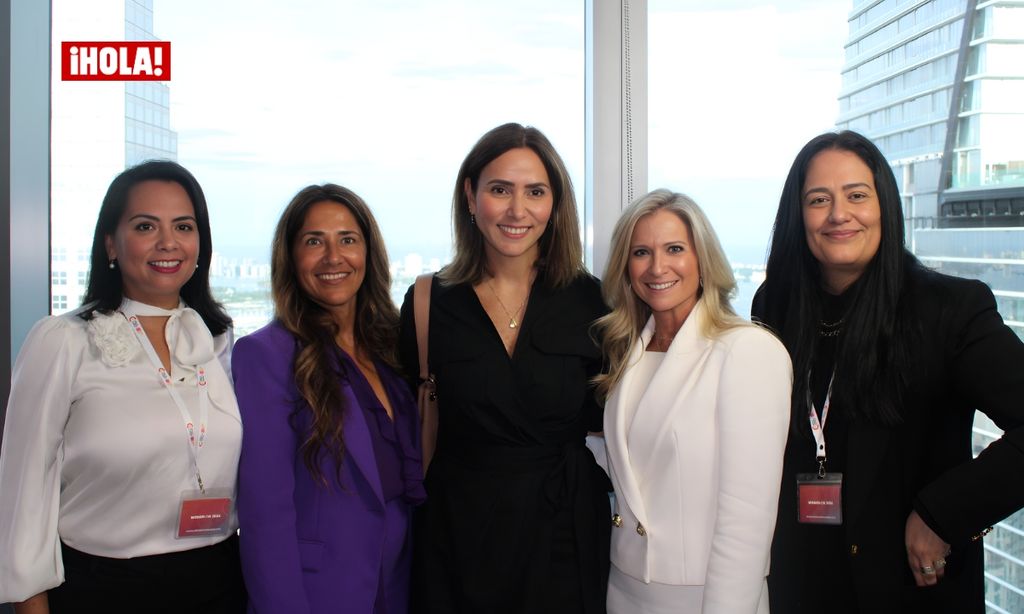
[796, 472, 843, 525]
[176, 489, 233, 538]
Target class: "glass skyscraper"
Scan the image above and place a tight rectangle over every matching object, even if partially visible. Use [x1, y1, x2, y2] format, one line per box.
[50, 0, 177, 314]
[124, 0, 176, 166]
[836, 1, 1024, 611]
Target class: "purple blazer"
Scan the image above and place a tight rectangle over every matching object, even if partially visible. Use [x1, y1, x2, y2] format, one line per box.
[232, 321, 424, 614]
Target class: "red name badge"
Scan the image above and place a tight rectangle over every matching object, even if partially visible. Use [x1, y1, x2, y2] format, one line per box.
[177, 494, 232, 538]
[796, 472, 843, 525]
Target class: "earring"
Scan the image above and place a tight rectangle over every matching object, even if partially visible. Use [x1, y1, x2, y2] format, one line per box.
[470, 213, 477, 226]
[108, 259, 117, 270]
[699, 276, 704, 289]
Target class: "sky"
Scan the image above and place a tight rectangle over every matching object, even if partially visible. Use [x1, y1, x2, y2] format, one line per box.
[53, 0, 852, 269]
[155, 0, 852, 267]
[647, 0, 850, 264]
[157, 0, 586, 264]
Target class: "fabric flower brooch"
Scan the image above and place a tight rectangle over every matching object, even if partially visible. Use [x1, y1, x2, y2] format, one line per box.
[87, 311, 139, 367]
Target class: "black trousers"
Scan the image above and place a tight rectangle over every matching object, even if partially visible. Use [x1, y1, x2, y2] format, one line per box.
[48, 535, 246, 614]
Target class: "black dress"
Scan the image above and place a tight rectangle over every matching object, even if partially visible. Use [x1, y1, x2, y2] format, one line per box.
[399, 273, 611, 614]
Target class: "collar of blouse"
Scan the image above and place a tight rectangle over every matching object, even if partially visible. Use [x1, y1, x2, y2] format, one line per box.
[86, 298, 215, 368]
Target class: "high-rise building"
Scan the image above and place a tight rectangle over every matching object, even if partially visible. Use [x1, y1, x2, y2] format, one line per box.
[836, 1, 1024, 611]
[50, 0, 177, 314]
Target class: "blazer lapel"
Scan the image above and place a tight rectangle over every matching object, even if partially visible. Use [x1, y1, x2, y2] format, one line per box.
[605, 302, 714, 527]
[626, 304, 713, 474]
[605, 318, 654, 529]
[333, 354, 385, 507]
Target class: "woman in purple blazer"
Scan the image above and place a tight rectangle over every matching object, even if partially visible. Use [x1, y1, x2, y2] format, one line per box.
[232, 184, 425, 614]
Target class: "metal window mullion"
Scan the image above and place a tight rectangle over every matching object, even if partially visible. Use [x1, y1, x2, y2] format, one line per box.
[586, 0, 647, 277]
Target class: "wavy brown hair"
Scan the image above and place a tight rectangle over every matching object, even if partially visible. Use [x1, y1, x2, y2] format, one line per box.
[271, 184, 399, 484]
[439, 122, 586, 289]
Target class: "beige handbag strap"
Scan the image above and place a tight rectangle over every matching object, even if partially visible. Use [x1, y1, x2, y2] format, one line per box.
[414, 273, 433, 381]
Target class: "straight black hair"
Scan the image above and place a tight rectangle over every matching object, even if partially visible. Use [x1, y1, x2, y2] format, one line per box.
[81, 160, 232, 336]
[757, 130, 921, 426]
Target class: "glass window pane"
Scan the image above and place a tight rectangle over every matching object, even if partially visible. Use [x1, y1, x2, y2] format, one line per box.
[647, 0, 849, 318]
[51, 1, 585, 335]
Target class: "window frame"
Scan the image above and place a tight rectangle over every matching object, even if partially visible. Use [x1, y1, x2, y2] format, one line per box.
[1, 0, 649, 421]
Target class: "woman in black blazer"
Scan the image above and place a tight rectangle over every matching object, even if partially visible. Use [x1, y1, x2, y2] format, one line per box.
[752, 130, 1024, 613]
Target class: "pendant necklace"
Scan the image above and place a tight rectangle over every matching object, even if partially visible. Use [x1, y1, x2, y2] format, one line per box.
[487, 279, 529, 329]
[819, 318, 844, 337]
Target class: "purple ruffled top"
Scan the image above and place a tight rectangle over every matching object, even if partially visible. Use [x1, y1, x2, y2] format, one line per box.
[337, 350, 426, 505]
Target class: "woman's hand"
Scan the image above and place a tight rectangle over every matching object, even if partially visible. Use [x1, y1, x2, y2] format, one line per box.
[14, 592, 50, 614]
[905, 510, 951, 587]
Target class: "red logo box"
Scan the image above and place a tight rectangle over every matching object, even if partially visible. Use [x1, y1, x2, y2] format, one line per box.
[61, 41, 171, 81]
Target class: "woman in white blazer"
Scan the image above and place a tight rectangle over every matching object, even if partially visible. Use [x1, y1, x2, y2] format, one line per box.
[594, 189, 792, 614]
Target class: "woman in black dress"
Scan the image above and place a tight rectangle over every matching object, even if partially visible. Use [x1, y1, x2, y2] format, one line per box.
[399, 122, 610, 613]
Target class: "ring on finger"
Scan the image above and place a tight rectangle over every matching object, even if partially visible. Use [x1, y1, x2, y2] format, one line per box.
[921, 565, 936, 575]
[935, 558, 947, 570]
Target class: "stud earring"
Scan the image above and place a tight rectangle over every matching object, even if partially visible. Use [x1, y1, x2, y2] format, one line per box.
[108, 259, 117, 270]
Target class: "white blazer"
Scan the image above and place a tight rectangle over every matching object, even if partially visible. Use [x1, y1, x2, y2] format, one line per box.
[604, 301, 792, 613]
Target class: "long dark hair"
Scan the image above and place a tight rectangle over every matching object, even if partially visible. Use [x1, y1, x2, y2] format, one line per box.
[757, 130, 920, 426]
[440, 122, 585, 289]
[271, 184, 399, 484]
[81, 160, 231, 336]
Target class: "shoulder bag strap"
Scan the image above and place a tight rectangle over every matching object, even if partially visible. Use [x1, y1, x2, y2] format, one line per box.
[414, 273, 433, 381]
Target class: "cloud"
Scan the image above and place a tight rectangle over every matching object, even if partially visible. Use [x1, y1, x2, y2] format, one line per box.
[147, 0, 848, 264]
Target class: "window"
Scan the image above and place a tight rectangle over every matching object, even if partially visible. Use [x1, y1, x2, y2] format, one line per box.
[647, 0, 850, 317]
[50, 1, 586, 335]
[8, 3, 1020, 611]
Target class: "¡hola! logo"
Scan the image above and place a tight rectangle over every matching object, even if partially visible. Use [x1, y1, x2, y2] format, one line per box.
[61, 41, 171, 81]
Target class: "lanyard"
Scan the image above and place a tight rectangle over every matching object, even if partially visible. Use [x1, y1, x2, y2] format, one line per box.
[807, 371, 835, 478]
[124, 311, 211, 494]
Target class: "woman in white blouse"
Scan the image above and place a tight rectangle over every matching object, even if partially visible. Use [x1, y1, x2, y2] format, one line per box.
[0, 161, 244, 613]
[594, 189, 791, 614]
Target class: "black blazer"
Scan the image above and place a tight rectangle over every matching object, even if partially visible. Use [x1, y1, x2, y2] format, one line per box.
[754, 265, 1024, 613]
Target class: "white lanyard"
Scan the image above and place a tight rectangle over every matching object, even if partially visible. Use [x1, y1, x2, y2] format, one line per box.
[807, 371, 835, 478]
[124, 311, 211, 494]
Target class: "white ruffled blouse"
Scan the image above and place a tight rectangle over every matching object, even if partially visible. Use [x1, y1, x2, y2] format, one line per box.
[0, 299, 242, 602]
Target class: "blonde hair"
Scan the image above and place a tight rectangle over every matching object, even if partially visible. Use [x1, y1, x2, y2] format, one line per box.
[593, 189, 747, 400]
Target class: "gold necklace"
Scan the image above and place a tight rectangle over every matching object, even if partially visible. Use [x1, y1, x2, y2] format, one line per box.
[486, 279, 529, 329]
